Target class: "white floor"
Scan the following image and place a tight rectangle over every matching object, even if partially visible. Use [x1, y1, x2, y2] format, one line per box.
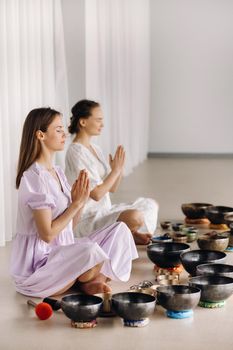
[1, 157, 233, 350]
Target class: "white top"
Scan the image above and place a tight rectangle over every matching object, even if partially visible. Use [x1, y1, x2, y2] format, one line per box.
[65, 142, 158, 237]
[65, 142, 112, 219]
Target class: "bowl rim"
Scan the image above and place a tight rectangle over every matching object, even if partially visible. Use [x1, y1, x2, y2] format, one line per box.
[189, 275, 233, 285]
[156, 284, 201, 294]
[196, 263, 233, 273]
[182, 203, 213, 208]
[147, 242, 190, 253]
[61, 293, 103, 306]
[111, 292, 156, 303]
[180, 249, 227, 259]
[205, 205, 233, 213]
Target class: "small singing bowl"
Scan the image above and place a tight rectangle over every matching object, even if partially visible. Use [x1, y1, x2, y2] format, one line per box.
[205, 206, 233, 225]
[147, 242, 190, 268]
[111, 292, 156, 321]
[197, 233, 229, 252]
[181, 203, 213, 219]
[172, 223, 184, 232]
[173, 233, 188, 243]
[196, 263, 233, 278]
[157, 285, 201, 312]
[151, 234, 172, 244]
[160, 221, 172, 230]
[60, 294, 103, 322]
[180, 250, 227, 276]
[188, 276, 233, 303]
[186, 231, 198, 243]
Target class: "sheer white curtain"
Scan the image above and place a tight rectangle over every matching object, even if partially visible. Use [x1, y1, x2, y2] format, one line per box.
[85, 0, 150, 175]
[0, 0, 69, 246]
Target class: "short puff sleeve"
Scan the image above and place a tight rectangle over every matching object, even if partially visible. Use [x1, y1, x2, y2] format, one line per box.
[21, 171, 56, 210]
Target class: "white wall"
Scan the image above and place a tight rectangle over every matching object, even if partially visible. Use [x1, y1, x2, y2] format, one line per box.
[61, 0, 85, 109]
[149, 0, 233, 153]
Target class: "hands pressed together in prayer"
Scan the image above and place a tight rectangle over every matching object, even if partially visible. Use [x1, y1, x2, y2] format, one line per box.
[71, 169, 90, 209]
[109, 145, 125, 174]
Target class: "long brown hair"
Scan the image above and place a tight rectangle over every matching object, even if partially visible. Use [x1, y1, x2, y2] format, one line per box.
[16, 107, 60, 189]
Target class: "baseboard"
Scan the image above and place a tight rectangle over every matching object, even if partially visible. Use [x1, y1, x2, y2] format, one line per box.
[147, 152, 233, 159]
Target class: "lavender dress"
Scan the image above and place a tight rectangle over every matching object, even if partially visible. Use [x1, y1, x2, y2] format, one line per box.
[10, 163, 138, 298]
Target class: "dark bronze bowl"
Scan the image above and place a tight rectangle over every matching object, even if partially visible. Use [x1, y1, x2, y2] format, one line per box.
[147, 242, 190, 268]
[157, 285, 201, 311]
[189, 276, 233, 302]
[60, 294, 103, 322]
[160, 221, 172, 230]
[196, 263, 233, 278]
[181, 203, 213, 219]
[205, 206, 233, 225]
[111, 292, 156, 321]
[180, 250, 226, 276]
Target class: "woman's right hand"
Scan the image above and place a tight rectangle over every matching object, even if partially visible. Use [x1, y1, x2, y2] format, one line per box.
[71, 169, 90, 208]
[109, 145, 125, 174]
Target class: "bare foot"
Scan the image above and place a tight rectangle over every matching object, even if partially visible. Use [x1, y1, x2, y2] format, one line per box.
[79, 281, 112, 295]
[133, 232, 152, 245]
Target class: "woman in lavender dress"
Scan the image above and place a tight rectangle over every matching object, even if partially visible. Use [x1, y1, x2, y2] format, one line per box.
[65, 100, 159, 245]
[10, 107, 138, 298]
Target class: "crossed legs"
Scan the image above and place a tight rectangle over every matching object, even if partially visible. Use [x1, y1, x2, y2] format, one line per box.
[51, 263, 111, 297]
[117, 209, 152, 245]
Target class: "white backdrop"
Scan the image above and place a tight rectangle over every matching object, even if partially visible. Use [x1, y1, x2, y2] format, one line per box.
[0, 0, 69, 246]
[85, 0, 151, 174]
[149, 0, 233, 153]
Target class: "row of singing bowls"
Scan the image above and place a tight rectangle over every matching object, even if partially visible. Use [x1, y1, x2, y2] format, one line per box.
[181, 203, 233, 225]
[147, 242, 190, 268]
[189, 276, 233, 303]
[61, 293, 156, 323]
[157, 285, 201, 312]
[180, 250, 227, 276]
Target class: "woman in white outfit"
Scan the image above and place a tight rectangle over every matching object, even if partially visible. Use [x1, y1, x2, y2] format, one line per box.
[65, 100, 159, 245]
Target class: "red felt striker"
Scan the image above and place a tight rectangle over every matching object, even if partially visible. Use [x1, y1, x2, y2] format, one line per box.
[27, 300, 53, 320]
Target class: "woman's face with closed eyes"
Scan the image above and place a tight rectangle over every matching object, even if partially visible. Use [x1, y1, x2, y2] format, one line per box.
[79, 107, 104, 136]
[38, 114, 66, 151]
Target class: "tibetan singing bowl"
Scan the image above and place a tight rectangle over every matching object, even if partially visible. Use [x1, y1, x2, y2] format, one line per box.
[111, 292, 156, 321]
[181, 203, 213, 219]
[189, 276, 233, 303]
[196, 263, 233, 278]
[205, 206, 233, 225]
[147, 242, 190, 268]
[157, 285, 201, 311]
[197, 233, 229, 252]
[180, 250, 226, 276]
[60, 294, 103, 322]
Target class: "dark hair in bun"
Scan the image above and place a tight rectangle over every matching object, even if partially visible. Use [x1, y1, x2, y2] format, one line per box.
[68, 99, 100, 134]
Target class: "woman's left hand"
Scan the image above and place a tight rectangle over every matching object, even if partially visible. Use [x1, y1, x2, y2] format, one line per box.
[71, 170, 90, 208]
